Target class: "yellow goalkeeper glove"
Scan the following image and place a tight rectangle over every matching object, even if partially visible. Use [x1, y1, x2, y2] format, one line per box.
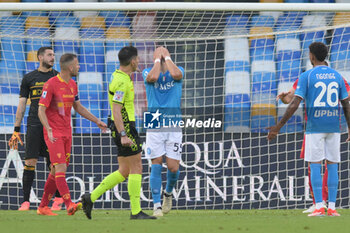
[8, 128, 23, 150]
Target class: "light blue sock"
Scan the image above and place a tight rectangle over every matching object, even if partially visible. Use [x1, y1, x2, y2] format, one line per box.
[310, 163, 322, 204]
[327, 163, 338, 203]
[150, 164, 162, 205]
[165, 169, 180, 194]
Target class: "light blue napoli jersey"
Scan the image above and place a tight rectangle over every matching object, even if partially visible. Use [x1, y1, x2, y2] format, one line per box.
[295, 65, 348, 133]
[142, 67, 184, 117]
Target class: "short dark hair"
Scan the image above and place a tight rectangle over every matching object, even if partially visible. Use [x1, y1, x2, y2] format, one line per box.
[118, 46, 138, 66]
[37, 46, 53, 59]
[309, 42, 328, 62]
[60, 53, 77, 69]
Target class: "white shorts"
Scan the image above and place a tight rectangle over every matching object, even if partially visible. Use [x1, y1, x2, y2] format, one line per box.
[145, 130, 182, 161]
[304, 133, 340, 163]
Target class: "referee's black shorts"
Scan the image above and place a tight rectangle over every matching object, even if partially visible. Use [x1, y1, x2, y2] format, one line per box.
[111, 121, 142, 157]
[24, 125, 49, 160]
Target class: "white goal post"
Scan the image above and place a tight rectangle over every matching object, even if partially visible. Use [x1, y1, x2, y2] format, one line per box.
[1, 2, 350, 210]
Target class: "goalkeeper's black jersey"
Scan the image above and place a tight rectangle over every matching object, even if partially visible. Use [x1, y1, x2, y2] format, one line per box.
[19, 69, 59, 126]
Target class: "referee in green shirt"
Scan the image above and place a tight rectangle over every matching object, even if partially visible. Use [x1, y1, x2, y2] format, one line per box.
[81, 46, 156, 220]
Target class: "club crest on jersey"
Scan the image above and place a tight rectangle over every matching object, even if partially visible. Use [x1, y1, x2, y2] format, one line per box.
[113, 91, 124, 102]
[42, 91, 47, 98]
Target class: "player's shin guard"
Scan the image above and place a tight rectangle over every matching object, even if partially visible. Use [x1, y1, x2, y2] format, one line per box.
[310, 163, 323, 206]
[91, 170, 125, 203]
[128, 174, 142, 215]
[150, 164, 162, 205]
[165, 169, 180, 194]
[23, 165, 35, 202]
[327, 163, 338, 208]
[55, 172, 72, 208]
[39, 173, 57, 208]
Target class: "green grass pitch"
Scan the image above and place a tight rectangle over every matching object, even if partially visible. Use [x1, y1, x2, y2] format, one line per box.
[1, 209, 350, 233]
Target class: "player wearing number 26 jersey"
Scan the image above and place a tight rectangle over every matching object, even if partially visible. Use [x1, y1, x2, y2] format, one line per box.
[295, 66, 348, 134]
[290, 76, 350, 213]
[268, 42, 350, 217]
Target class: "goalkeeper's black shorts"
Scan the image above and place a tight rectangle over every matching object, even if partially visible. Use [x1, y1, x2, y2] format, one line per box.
[111, 121, 142, 157]
[24, 125, 49, 160]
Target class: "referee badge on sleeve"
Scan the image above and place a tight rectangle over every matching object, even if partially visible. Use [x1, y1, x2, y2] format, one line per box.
[113, 91, 124, 102]
[42, 91, 47, 98]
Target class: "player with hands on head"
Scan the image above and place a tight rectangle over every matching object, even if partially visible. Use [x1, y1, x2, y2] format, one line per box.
[142, 46, 184, 217]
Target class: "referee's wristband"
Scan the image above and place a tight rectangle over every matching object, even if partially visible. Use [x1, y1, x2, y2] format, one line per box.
[165, 56, 172, 61]
[154, 58, 161, 64]
[14, 126, 20, 132]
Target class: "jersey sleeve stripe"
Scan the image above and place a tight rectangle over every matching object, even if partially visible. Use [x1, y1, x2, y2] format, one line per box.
[112, 100, 123, 104]
[39, 103, 48, 107]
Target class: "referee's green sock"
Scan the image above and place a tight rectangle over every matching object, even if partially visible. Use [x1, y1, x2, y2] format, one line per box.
[128, 174, 142, 215]
[90, 170, 125, 203]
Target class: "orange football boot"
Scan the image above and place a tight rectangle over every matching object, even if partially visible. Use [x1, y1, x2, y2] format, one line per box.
[308, 208, 325, 217]
[18, 201, 30, 211]
[327, 209, 340, 217]
[37, 206, 58, 216]
[67, 202, 82, 216]
[51, 197, 64, 211]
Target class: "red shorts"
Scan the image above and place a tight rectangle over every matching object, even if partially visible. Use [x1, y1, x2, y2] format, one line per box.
[44, 134, 72, 167]
[300, 135, 305, 159]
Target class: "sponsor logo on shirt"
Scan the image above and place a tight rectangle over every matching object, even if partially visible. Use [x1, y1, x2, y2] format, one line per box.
[32, 89, 43, 96]
[42, 91, 47, 98]
[314, 109, 339, 118]
[154, 81, 175, 90]
[35, 81, 45, 86]
[63, 94, 74, 98]
[113, 91, 124, 102]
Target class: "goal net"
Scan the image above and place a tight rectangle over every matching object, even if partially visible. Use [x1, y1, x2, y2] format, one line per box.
[1, 2, 350, 210]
